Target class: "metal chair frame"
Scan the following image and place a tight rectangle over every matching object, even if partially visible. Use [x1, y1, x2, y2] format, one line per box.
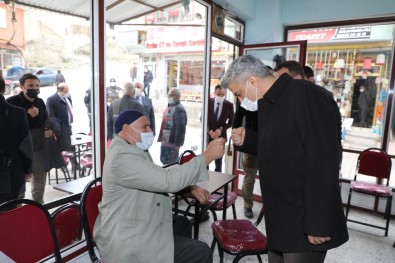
[345, 147, 393, 236]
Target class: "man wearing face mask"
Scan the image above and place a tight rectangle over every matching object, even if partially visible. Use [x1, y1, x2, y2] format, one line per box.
[134, 81, 155, 135]
[94, 109, 226, 263]
[158, 88, 187, 165]
[223, 55, 348, 263]
[7, 73, 53, 203]
[207, 84, 234, 172]
[46, 83, 73, 152]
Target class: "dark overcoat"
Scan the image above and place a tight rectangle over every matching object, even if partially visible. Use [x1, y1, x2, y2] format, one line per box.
[240, 74, 348, 252]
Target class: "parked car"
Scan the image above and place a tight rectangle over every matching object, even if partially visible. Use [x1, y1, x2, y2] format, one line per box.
[19, 68, 57, 87]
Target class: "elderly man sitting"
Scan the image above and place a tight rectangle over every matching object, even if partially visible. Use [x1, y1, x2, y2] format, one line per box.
[94, 109, 225, 263]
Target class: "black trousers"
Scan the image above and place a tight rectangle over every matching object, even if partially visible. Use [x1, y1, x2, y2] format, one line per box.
[173, 215, 212, 263]
[268, 250, 327, 263]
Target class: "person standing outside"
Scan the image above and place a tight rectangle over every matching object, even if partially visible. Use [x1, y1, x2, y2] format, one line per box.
[134, 81, 155, 135]
[0, 76, 33, 205]
[358, 85, 370, 127]
[7, 73, 53, 203]
[223, 55, 348, 262]
[158, 88, 187, 165]
[232, 105, 258, 219]
[55, 70, 66, 86]
[143, 66, 153, 97]
[107, 82, 146, 140]
[207, 84, 234, 172]
[46, 83, 74, 152]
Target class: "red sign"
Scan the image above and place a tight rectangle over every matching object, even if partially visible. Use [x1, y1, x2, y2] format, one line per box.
[288, 29, 337, 42]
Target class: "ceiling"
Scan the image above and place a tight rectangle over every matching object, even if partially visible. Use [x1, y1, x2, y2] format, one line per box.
[11, 0, 184, 25]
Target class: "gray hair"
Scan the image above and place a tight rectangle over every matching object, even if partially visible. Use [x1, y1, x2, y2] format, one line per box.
[123, 82, 135, 96]
[220, 55, 273, 89]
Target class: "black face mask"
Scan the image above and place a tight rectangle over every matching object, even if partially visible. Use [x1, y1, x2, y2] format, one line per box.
[26, 89, 40, 99]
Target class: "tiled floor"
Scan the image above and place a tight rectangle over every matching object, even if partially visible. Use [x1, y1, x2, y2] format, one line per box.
[28, 180, 395, 263]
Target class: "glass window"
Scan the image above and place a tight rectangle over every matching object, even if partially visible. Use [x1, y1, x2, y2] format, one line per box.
[105, 0, 209, 166]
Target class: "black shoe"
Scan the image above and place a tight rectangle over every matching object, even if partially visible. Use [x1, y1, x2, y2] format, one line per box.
[244, 208, 253, 219]
[190, 211, 210, 225]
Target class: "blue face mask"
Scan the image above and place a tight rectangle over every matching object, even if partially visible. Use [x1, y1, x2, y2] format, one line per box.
[168, 97, 174, 105]
[240, 81, 258, 112]
[130, 126, 154, 151]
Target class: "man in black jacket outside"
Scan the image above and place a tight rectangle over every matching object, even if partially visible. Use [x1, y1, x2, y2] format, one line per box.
[7, 73, 53, 203]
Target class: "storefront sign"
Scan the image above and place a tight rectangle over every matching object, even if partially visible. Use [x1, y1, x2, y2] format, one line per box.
[288, 25, 393, 43]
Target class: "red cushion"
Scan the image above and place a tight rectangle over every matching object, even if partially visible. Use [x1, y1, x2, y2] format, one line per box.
[81, 157, 93, 168]
[87, 185, 102, 238]
[351, 181, 392, 196]
[188, 192, 237, 209]
[210, 191, 238, 209]
[212, 219, 267, 253]
[52, 206, 81, 249]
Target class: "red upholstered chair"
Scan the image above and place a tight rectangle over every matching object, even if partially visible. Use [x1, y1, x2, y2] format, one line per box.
[48, 151, 73, 184]
[51, 203, 82, 249]
[80, 177, 103, 262]
[345, 148, 392, 236]
[176, 150, 237, 221]
[0, 199, 62, 263]
[211, 205, 267, 263]
[80, 152, 93, 177]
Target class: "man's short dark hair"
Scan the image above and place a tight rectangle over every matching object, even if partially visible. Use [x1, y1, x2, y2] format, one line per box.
[274, 61, 306, 79]
[19, 73, 39, 86]
[215, 84, 222, 91]
[0, 76, 5, 94]
[303, 66, 314, 79]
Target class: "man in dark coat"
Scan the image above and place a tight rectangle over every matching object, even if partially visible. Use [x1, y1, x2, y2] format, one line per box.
[222, 55, 348, 262]
[207, 84, 234, 172]
[134, 81, 156, 135]
[0, 76, 33, 204]
[46, 83, 73, 152]
[6, 73, 52, 203]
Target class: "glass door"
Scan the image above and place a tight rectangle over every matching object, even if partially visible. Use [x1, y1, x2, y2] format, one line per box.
[232, 41, 308, 201]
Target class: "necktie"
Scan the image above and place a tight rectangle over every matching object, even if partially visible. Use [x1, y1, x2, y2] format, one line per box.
[64, 98, 74, 124]
[214, 102, 220, 121]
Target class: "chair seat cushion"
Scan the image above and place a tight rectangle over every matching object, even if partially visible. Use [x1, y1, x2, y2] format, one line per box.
[188, 192, 237, 209]
[80, 158, 92, 168]
[212, 219, 267, 253]
[210, 191, 238, 210]
[351, 181, 392, 196]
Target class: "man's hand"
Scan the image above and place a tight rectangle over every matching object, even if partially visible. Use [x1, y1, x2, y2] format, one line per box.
[231, 127, 245, 146]
[203, 138, 225, 164]
[191, 185, 210, 205]
[208, 130, 218, 140]
[27, 106, 39, 118]
[307, 235, 331, 245]
[215, 128, 222, 137]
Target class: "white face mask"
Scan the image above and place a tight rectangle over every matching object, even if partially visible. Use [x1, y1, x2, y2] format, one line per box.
[168, 97, 174, 105]
[215, 96, 225, 104]
[135, 88, 142, 97]
[240, 81, 258, 111]
[130, 127, 154, 151]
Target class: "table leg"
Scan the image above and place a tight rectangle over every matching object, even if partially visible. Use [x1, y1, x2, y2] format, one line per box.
[193, 201, 200, 239]
[222, 184, 228, 220]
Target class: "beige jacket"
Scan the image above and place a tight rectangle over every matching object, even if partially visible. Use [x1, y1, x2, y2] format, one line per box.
[93, 136, 208, 263]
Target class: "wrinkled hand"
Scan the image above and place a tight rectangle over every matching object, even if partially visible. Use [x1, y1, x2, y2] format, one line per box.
[191, 185, 210, 205]
[308, 235, 331, 245]
[27, 106, 39, 118]
[203, 138, 225, 164]
[231, 127, 245, 146]
[215, 128, 221, 137]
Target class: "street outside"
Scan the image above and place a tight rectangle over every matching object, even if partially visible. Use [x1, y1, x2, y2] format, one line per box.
[5, 61, 209, 168]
